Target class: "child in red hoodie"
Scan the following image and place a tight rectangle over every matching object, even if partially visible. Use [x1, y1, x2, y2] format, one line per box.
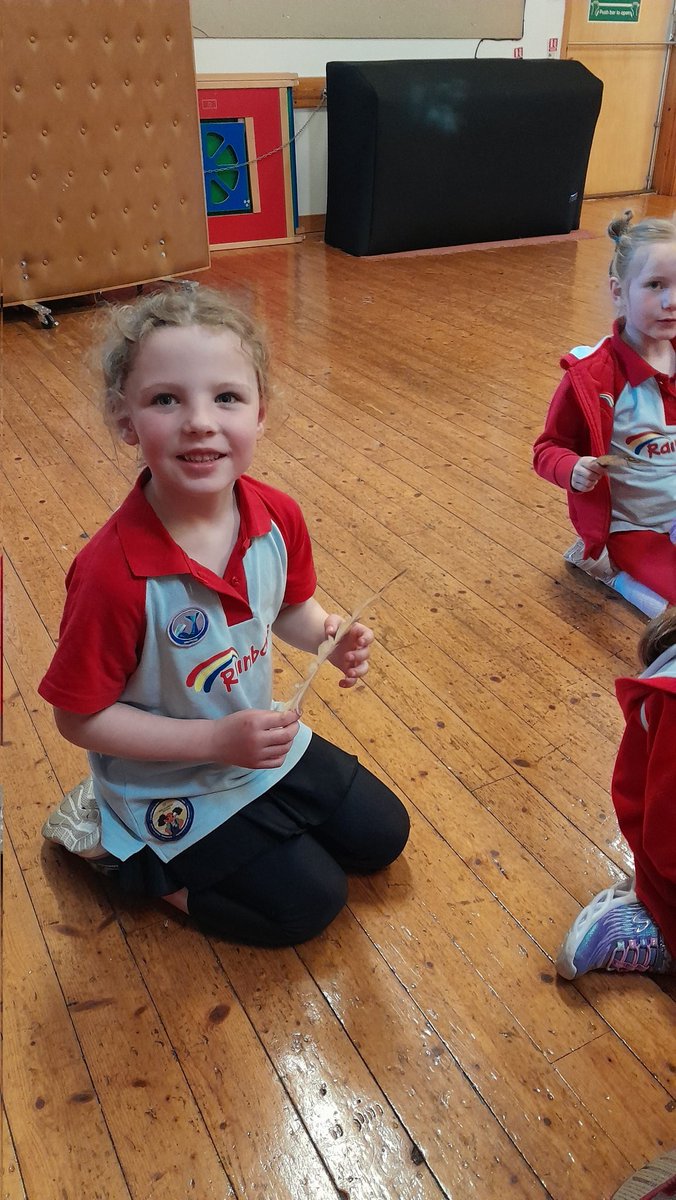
[557, 608, 676, 978]
[533, 211, 676, 602]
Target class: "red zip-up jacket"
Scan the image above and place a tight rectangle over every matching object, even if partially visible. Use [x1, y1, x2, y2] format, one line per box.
[532, 333, 624, 560]
[614, 648, 676, 956]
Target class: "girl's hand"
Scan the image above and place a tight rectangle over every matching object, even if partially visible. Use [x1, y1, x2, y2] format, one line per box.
[570, 456, 605, 493]
[212, 709, 299, 769]
[324, 615, 374, 688]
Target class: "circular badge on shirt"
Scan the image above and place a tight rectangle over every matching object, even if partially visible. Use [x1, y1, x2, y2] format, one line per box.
[145, 797, 195, 842]
[167, 607, 209, 648]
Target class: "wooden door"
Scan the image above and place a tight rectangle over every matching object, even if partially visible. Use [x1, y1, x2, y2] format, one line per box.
[563, 0, 674, 194]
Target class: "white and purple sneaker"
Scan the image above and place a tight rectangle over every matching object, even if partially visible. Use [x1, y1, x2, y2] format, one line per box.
[557, 876, 674, 980]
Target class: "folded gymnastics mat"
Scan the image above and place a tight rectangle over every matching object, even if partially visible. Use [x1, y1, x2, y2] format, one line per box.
[324, 58, 602, 256]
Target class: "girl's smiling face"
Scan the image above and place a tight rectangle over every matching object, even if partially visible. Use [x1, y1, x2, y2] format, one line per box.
[118, 324, 265, 511]
[611, 241, 676, 355]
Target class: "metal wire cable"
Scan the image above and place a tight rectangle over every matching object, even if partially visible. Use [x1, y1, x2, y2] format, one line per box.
[207, 92, 327, 171]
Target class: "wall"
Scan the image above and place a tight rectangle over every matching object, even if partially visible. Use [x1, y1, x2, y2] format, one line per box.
[193, 0, 566, 218]
[191, 0, 526, 40]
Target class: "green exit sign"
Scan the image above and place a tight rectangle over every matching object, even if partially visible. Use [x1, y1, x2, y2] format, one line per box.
[588, 0, 640, 19]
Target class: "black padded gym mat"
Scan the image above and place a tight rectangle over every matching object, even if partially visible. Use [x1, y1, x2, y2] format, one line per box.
[325, 59, 602, 256]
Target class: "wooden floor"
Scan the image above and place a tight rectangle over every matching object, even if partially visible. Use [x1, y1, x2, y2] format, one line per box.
[3, 195, 675, 1200]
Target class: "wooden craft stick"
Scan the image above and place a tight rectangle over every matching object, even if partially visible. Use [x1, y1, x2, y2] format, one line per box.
[279, 568, 407, 714]
[596, 453, 643, 470]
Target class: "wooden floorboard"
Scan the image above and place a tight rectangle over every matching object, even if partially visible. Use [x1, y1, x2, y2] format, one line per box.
[2, 194, 675, 1199]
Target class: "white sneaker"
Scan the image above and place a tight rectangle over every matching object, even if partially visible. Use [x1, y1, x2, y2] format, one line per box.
[563, 538, 618, 584]
[42, 777, 101, 854]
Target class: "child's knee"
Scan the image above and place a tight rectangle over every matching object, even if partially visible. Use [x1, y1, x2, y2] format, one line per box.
[187, 851, 349, 946]
[347, 785, 411, 872]
[377, 794, 411, 866]
[279, 857, 348, 943]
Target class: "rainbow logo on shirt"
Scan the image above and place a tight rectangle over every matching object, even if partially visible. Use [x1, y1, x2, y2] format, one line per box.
[625, 431, 676, 458]
[625, 431, 662, 457]
[186, 627, 270, 694]
[186, 648, 239, 694]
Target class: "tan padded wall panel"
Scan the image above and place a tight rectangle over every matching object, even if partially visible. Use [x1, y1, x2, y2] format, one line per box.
[2, 0, 210, 305]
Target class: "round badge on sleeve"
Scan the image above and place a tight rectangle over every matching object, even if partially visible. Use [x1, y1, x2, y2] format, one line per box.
[145, 797, 194, 842]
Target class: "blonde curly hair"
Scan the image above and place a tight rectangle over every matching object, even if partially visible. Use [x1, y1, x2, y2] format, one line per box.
[98, 285, 269, 432]
[608, 209, 676, 282]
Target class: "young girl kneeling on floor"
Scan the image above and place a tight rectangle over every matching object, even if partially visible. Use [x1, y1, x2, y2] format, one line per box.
[533, 211, 676, 601]
[39, 286, 409, 945]
[557, 608, 676, 979]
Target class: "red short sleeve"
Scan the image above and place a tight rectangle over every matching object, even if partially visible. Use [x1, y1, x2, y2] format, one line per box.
[38, 527, 146, 715]
[243, 478, 317, 605]
[278, 500, 317, 605]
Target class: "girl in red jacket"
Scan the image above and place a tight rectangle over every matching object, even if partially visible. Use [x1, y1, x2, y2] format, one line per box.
[533, 212, 676, 602]
[557, 609, 676, 978]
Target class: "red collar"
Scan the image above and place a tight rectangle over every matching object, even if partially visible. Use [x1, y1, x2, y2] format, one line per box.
[610, 318, 676, 387]
[115, 470, 272, 591]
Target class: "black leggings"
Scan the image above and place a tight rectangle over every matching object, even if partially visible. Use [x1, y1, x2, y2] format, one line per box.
[188, 764, 409, 947]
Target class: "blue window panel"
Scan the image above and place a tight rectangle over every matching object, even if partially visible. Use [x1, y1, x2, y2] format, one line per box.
[200, 120, 252, 215]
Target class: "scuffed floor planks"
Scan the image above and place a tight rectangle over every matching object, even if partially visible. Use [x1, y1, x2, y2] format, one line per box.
[2, 194, 674, 1199]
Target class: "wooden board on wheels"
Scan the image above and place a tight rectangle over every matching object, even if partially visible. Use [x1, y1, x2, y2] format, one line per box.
[1, 0, 210, 306]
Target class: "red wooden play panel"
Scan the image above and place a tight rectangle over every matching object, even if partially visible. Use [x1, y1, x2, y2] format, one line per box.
[197, 74, 301, 250]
